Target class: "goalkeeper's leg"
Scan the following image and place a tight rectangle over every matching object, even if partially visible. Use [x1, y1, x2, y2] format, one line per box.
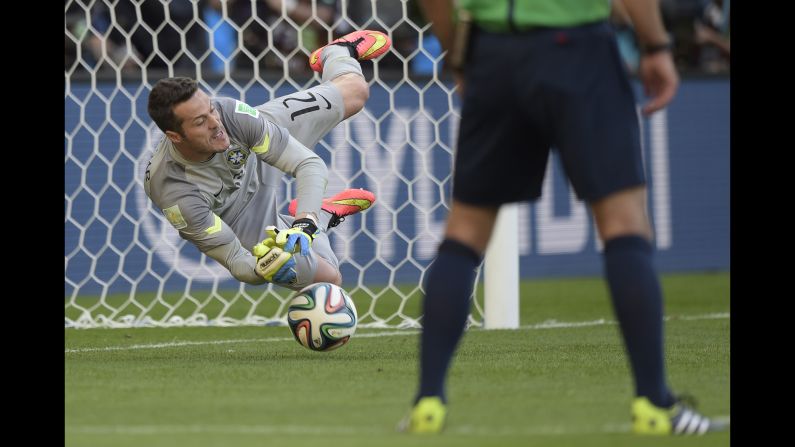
[311, 30, 391, 119]
[305, 230, 342, 286]
[286, 229, 342, 289]
[255, 31, 389, 149]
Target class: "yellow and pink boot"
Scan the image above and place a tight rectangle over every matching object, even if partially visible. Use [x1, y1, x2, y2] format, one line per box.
[309, 30, 391, 73]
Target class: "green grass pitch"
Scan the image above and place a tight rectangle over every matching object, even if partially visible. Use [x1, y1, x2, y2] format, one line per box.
[65, 271, 729, 446]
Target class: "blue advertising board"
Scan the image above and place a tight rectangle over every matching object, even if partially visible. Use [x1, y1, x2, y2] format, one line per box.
[65, 78, 729, 295]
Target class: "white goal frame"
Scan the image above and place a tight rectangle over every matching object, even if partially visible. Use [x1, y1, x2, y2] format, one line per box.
[64, 0, 519, 329]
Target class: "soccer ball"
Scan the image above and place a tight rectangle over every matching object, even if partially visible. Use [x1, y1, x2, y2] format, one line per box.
[286, 282, 358, 352]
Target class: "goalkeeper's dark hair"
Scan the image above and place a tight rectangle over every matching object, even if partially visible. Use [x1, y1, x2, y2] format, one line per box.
[147, 77, 199, 135]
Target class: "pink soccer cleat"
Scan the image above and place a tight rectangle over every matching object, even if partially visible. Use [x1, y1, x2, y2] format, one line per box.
[289, 188, 376, 228]
[309, 30, 391, 73]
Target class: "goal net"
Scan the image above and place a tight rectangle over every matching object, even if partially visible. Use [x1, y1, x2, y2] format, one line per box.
[65, 0, 485, 328]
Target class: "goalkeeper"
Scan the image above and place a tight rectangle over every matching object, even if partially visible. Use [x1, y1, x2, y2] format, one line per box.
[143, 30, 390, 289]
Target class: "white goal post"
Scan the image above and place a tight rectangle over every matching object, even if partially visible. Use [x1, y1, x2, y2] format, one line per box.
[64, 0, 519, 329]
[484, 205, 520, 329]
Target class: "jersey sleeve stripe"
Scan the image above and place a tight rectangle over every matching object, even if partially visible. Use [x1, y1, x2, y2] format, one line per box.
[252, 133, 271, 154]
[204, 213, 223, 235]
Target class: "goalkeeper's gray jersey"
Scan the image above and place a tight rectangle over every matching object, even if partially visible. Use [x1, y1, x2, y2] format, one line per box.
[144, 90, 340, 285]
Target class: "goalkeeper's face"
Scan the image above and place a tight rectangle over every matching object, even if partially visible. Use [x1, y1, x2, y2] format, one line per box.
[172, 90, 230, 158]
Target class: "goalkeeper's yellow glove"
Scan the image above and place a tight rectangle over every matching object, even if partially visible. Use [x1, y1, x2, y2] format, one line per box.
[275, 218, 319, 256]
[252, 231, 296, 284]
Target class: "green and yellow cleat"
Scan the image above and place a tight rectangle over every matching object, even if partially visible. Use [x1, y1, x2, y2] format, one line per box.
[632, 396, 729, 435]
[397, 396, 447, 434]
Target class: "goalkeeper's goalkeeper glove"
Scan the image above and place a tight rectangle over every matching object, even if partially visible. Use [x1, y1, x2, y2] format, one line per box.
[252, 232, 296, 284]
[274, 218, 319, 256]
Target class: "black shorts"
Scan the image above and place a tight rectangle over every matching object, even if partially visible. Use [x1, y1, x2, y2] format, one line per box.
[453, 20, 645, 205]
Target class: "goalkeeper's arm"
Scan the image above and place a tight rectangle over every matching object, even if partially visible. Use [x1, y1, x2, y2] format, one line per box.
[167, 204, 267, 285]
[204, 237, 268, 285]
[188, 214, 312, 286]
[204, 225, 306, 286]
[261, 134, 328, 223]
[204, 235, 298, 286]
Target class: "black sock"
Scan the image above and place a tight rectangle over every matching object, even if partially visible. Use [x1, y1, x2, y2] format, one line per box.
[604, 235, 674, 408]
[416, 238, 482, 404]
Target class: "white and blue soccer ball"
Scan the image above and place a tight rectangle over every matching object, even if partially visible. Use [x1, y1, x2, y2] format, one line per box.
[287, 282, 358, 352]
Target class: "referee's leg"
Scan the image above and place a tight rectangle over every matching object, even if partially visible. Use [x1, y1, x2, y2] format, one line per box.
[591, 185, 675, 408]
[590, 185, 651, 240]
[414, 200, 497, 406]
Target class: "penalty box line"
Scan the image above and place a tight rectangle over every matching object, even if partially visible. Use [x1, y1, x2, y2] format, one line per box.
[65, 312, 729, 354]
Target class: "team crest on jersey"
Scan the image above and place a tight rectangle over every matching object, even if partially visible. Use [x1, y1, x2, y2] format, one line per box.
[226, 148, 248, 167]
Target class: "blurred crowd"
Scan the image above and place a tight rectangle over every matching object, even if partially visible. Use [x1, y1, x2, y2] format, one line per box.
[65, 0, 729, 80]
[611, 0, 729, 74]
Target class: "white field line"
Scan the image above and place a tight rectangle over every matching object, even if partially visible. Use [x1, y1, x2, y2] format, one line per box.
[66, 417, 730, 437]
[65, 312, 729, 354]
[519, 311, 730, 330]
[63, 330, 416, 353]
